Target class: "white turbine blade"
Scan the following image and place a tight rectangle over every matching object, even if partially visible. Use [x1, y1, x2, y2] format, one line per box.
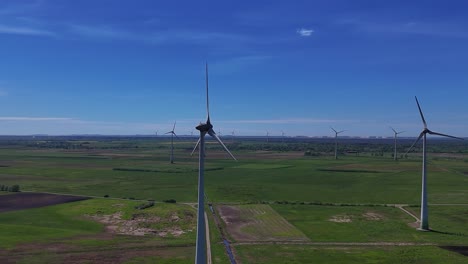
[208, 129, 237, 161]
[397, 131, 405, 134]
[428, 131, 464, 140]
[206, 62, 210, 123]
[415, 96, 427, 129]
[172, 121, 177, 131]
[330, 127, 337, 133]
[390, 127, 397, 134]
[164, 131, 172, 134]
[173, 132, 180, 139]
[338, 130, 346, 134]
[191, 138, 201, 156]
[405, 132, 424, 155]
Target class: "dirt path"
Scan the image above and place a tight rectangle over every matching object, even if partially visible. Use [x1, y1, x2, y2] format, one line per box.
[230, 241, 436, 246]
[395, 204, 420, 223]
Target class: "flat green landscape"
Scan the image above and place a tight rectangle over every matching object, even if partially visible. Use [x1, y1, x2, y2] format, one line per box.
[0, 137, 467, 263]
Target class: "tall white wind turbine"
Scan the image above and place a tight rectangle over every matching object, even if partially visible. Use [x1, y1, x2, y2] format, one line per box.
[191, 63, 237, 264]
[165, 121, 178, 164]
[331, 127, 345, 160]
[390, 127, 404, 161]
[405, 96, 463, 231]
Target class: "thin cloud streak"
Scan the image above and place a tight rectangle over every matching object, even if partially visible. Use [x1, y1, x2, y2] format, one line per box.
[219, 118, 355, 124]
[0, 117, 73, 121]
[0, 24, 55, 36]
[336, 19, 468, 38]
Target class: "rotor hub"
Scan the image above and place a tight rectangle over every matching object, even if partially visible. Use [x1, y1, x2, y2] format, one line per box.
[196, 122, 212, 132]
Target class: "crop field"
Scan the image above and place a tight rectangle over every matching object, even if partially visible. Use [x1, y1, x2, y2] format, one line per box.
[0, 137, 467, 263]
[216, 204, 308, 242]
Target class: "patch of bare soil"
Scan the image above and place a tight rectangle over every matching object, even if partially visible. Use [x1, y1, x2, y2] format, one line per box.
[88, 212, 185, 237]
[329, 215, 352, 223]
[0, 193, 89, 213]
[363, 212, 384, 221]
[217, 205, 257, 241]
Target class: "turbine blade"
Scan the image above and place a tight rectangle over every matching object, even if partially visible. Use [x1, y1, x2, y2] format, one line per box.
[397, 131, 405, 134]
[173, 132, 180, 139]
[206, 62, 210, 123]
[338, 130, 346, 134]
[405, 132, 424, 155]
[330, 127, 337, 133]
[191, 138, 201, 156]
[208, 129, 237, 161]
[390, 127, 397, 133]
[428, 131, 464, 140]
[164, 131, 172, 134]
[172, 121, 176, 131]
[415, 96, 427, 129]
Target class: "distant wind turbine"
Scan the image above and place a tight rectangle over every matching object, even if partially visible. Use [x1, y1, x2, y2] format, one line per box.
[331, 127, 345, 160]
[191, 63, 237, 263]
[266, 130, 270, 143]
[390, 127, 404, 161]
[155, 130, 158, 137]
[281, 130, 285, 143]
[405, 96, 463, 231]
[165, 121, 178, 164]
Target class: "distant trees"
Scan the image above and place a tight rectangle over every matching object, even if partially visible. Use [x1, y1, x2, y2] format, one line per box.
[0, 184, 20, 192]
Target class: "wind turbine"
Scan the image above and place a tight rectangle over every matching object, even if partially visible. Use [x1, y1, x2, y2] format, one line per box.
[266, 130, 270, 143]
[231, 130, 235, 143]
[405, 96, 463, 231]
[331, 127, 345, 160]
[165, 121, 178, 164]
[281, 130, 285, 143]
[390, 127, 405, 161]
[155, 130, 158, 137]
[191, 63, 237, 264]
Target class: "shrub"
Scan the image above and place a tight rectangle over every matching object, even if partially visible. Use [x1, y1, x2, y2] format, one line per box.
[10, 185, 20, 192]
[163, 199, 177, 203]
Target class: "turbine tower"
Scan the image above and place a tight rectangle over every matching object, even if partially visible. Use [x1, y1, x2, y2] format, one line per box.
[281, 130, 285, 143]
[164, 121, 178, 164]
[331, 127, 345, 160]
[155, 130, 158, 137]
[191, 63, 236, 264]
[266, 131, 270, 143]
[405, 96, 463, 231]
[390, 127, 404, 161]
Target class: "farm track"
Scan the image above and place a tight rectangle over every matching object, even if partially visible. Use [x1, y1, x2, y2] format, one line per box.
[229, 241, 437, 246]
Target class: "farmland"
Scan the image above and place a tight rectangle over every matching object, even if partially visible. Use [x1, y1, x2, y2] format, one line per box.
[0, 136, 467, 263]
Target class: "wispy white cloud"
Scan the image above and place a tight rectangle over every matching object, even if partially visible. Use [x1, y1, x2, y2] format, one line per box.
[0, 117, 73, 121]
[219, 118, 355, 124]
[296, 28, 314, 37]
[68, 24, 248, 46]
[0, 24, 55, 37]
[335, 19, 468, 38]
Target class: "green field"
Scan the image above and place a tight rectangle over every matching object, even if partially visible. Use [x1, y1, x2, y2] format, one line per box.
[0, 138, 467, 263]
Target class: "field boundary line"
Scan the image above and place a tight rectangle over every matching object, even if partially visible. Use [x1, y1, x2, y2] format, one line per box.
[229, 241, 436, 246]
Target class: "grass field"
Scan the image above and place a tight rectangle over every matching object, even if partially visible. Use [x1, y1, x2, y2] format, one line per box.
[0, 138, 467, 263]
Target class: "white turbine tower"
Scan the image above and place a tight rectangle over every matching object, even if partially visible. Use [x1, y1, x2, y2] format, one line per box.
[155, 130, 158, 137]
[331, 127, 345, 160]
[266, 131, 270, 143]
[405, 96, 463, 231]
[390, 127, 404, 161]
[191, 63, 237, 264]
[164, 121, 178, 164]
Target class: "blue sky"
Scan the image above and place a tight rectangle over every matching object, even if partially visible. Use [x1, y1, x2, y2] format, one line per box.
[0, 0, 467, 137]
